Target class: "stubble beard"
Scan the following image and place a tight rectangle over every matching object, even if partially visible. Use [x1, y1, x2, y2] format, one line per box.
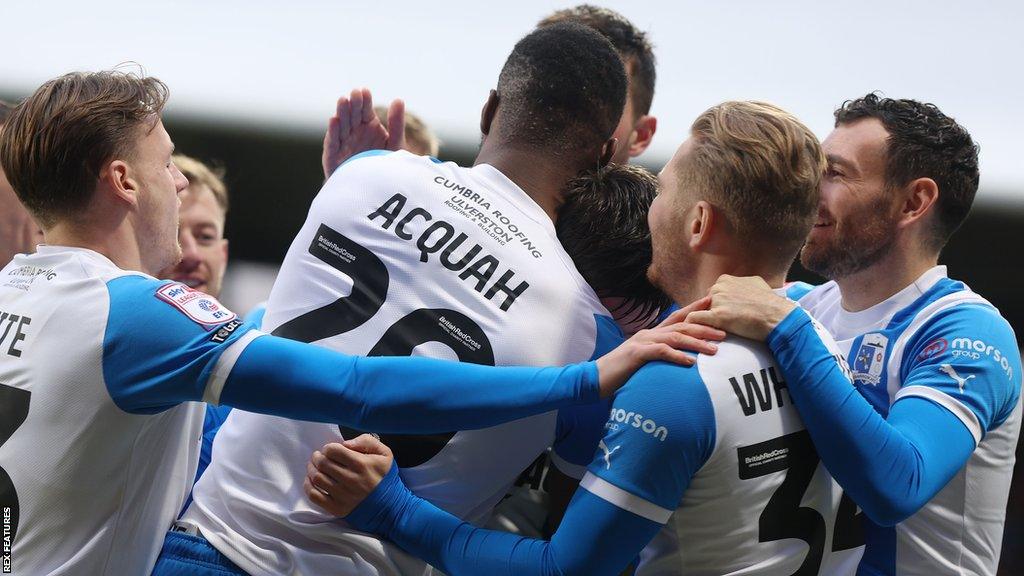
[800, 209, 898, 281]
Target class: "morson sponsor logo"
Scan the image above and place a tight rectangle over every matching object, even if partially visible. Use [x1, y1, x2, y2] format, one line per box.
[950, 337, 1014, 380]
[606, 408, 668, 441]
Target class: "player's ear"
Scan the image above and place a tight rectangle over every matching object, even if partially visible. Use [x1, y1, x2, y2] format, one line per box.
[689, 200, 714, 250]
[599, 138, 618, 167]
[628, 115, 657, 158]
[480, 90, 499, 136]
[99, 159, 139, 209]
[900, 177, 939, 227]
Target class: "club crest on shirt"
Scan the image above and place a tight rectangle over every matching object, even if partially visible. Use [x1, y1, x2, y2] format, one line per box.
[852, 333, 889, 386]
[155, 282, 236, 327]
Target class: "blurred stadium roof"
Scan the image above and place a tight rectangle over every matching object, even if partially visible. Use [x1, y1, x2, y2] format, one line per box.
[2, 0, 1021, 206]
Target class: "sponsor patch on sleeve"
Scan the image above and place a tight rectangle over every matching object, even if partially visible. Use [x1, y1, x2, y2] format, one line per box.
[155, 282, 237, 327]
[210, 319, 244, 343]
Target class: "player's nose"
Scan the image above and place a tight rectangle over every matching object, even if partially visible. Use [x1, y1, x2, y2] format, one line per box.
[178, 231, 201, 264]
[172, 163, 189, 195]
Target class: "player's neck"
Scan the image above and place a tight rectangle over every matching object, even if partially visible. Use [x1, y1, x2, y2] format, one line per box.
[474, 148, 575, 223]
[834, 250, 938, 312]
[44, 218, 146, 274]
[681, 254, 788, 305]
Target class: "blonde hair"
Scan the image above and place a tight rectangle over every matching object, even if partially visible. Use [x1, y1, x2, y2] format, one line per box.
[681, 101, 824, 262]
[374, 106, 440, 157]
[172, 154, 228, 213]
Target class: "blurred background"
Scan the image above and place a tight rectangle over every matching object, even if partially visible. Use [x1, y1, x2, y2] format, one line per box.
[3, 0, 1021, 571]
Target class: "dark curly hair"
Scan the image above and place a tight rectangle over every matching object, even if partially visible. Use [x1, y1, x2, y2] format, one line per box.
[835, 93, 980, 251]
[556, 163, 671, 325]
[496, 22, 627, 166]
[539, 4, 656, 118]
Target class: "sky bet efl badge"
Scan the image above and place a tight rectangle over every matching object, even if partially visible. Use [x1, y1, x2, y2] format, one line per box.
[853, 333, 889, 386]
[156, 282, 237, 327]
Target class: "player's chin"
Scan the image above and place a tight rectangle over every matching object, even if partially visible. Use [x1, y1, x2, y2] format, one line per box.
[799, 244, 838, 279]
[155, 244, 184, 274]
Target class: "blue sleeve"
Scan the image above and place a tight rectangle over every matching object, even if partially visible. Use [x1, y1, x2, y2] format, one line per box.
[103, 276, 259, 414]
[766, 307, 985, 525]
[343, 361, 716, 575]
[583, 361, 715, 515]
[784, 281, 816, 301]
[551, 400, 610, 478]
[103, 276, 602, 432]
[218, 336, 600, 433]
[590, 314, 624, 361]
[896, 304, 1021, 440]
[242, 302, 266, 328]
[345, 465, 663, 576]
[548, 315, 623, 477]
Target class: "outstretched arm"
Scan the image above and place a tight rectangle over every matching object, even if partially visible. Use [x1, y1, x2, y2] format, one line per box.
[764, 306, 992, 524]
[689, 275, 1019, 524]
[312, 451, 663, 576]
[305, 361, 716, 575]
[103, 276, 721, 434]
[216, 320, 710, 433]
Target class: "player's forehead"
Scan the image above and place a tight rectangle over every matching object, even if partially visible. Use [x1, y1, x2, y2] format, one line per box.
[823, 118, 888, 174]
[180, 184, 225, 226]
[133, 117, 174, 156]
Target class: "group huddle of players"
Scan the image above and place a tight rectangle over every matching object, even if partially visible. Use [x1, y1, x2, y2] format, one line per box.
[0, 5, 1020, 576]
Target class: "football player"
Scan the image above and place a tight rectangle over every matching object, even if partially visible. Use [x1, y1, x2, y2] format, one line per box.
[688, 94, 1022, 575]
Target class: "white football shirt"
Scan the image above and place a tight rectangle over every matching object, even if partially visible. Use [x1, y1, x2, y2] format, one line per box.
[575, 288, 865, 575]
[0, 246, 254, 575]
[798, 266, 1021, 575]
[186, 151, 618, 576]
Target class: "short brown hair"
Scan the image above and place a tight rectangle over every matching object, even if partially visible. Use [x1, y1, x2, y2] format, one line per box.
[173, 154, 228, 213]
[0, 71, 169, 227]
[681, 101, 824, 264]
[0, 100, 15, 126]
[373, 106, 440, 157]
[539, 5, 656, 118]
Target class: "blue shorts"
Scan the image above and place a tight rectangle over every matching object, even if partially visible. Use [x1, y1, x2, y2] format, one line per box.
[151, 530, 248, 576]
